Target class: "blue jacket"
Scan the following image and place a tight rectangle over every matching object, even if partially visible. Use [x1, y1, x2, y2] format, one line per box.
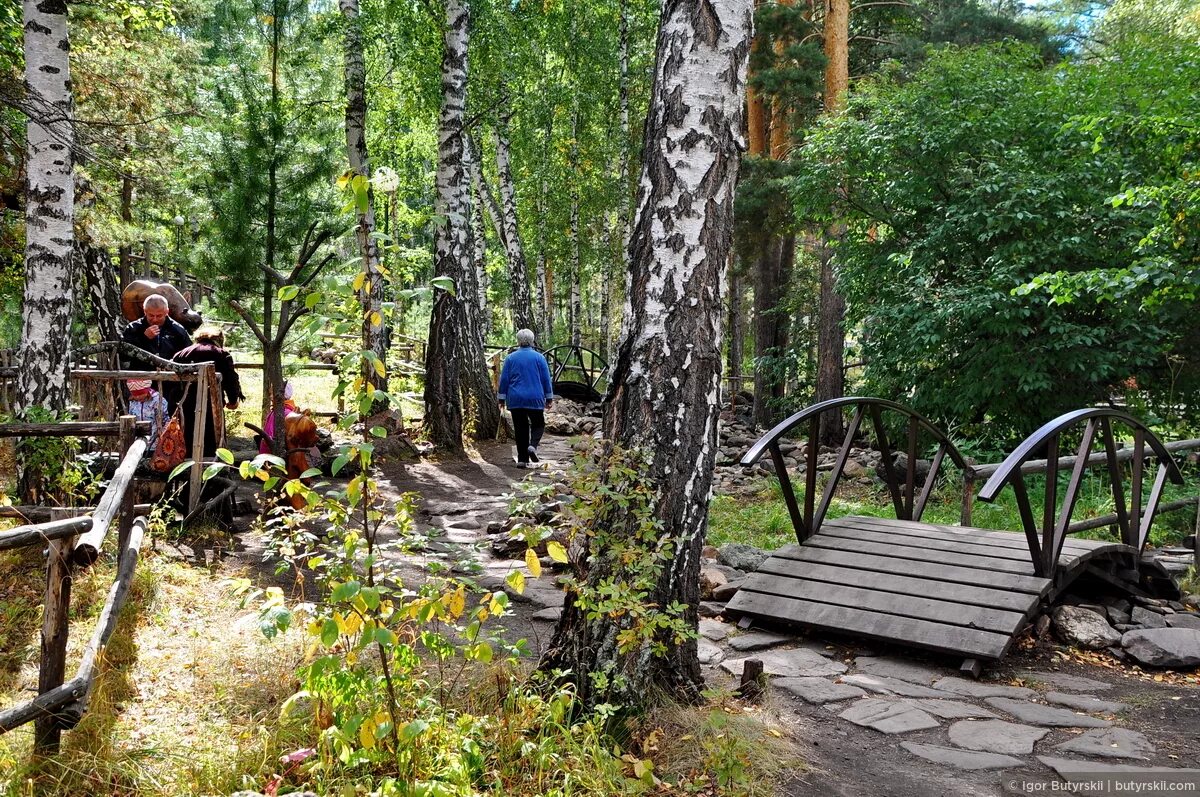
[498, 347, 554, 410]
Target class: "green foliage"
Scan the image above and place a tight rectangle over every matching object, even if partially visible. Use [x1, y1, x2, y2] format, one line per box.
[11, 408, 99, 507]
[794, 41, 1200, 444]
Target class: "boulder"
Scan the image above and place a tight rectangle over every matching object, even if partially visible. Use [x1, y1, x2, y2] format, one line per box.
[1131, 606, 1168, 629]
[1053, 605, 1122, 649]
[699, 566, 728, 599]
[1121, 628, 1200, 668]
[717, 543, 769, 573]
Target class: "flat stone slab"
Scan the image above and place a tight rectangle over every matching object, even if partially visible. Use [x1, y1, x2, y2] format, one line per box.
[699, 618, 731, 641]
[947, 719, 1050, 754]
[838, 698, 940, 734]
[841, 673, 951, 698]
[728, 631, 790, 651]
[698, 638, 725, 666]
[901, 742, 1024, 771]
[531, 607, 561, 622]
[1014, 671, 1113, 693]
[775, 677, 867, 704]
[900, 699, 998, 720]
[1165, 613, 1200, 631]
[720, 647, 848, 679]
[1044, 692, 1128, 715]
[1038, 756, 1200, 795]
[1054, 728, 1155, 760]
[854, 656, 946, 685]
[985, 697, 1112, 728]
[932, 677, 1035, 699]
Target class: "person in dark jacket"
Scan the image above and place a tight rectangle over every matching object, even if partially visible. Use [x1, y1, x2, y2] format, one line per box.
[497, 328, 554, 468]
[121, 294, 193, 362]
[171, 325, 243, 458]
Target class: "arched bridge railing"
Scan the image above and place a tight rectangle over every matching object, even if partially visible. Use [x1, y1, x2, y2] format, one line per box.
[543, 345, 608, 403]
[741, 397, 969, 544]
[977, 408, 1184, 579]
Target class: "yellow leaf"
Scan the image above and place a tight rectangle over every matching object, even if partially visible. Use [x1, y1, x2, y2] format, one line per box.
[369, 311, 382, 327]
[448, 585, 466, 619]
[545, 541, 568, 563]
[525, 548, 543, 578]
[352, 272, 366, 292]
[767, 728, 784, 738]
[506, 569, 525, 594]
[334, 611, 347, 634]
[359, 718, 375, 750]
[372, 358, 386, 378]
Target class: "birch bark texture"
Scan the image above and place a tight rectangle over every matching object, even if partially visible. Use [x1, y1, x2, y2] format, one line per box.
[493, 100, 537, 335]
[543, 0, 752, 707]
[341, 0, 388, 400]
[19, 0, 76, 413]
[423, 0, 471, 454]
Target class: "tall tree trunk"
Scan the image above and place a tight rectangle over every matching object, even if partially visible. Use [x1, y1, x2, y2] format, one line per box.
[727, 253, 744, 388]
[465, 138, 490, 338]
[752, 236, 786, 426]
[815, 0, 848, 445]
[79, 243, 122, 343]
[341, 0, 388, 405]
[494, 96, 537, 335]
[568, 108, 582, 347]
[423, 0, 471, 454]
[600, 0, 632, 361]
[459, 136, 500, 439]
[536, 114, 552, 341]
[542, 0, 752, 710]
[18, 0, 75, 415]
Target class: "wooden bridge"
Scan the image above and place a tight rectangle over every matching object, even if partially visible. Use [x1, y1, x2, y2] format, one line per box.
[726, 399, 1186, 666]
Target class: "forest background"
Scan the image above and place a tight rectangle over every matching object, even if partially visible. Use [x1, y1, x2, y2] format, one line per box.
[3, 0, 1198, 455]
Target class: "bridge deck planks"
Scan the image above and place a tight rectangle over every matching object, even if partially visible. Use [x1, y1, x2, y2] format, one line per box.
[727, 515, 1131, 660]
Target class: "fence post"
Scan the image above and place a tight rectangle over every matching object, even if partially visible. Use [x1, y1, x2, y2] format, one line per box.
[117, 414, 136, 551]
[33, 533, 74, 754]
[188, 366, 210, 515]
[960, 470, 976, 527]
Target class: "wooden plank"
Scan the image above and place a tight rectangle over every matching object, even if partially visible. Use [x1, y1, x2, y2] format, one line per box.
[754, 558, 1037, 613]
[818, 523, 1037, 563]
[727, 590, 1013, 659]
[736, 572, 1028, 634]
[832, 516, 1103, 554]
[803, 534, 1038, 576]
[771, 545, 1050, 595]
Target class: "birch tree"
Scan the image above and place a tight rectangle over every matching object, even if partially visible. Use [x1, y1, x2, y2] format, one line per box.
[18, 0, 75, 414]
[341, 0, 388, 403]
[542, 0, 752, 708]
[493, 95, 537, 335]
[423, 0, 472, 453]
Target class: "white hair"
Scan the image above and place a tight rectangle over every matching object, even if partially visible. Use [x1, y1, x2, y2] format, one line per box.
[516, 328, 535, 348]
[143, 294, 169, 310]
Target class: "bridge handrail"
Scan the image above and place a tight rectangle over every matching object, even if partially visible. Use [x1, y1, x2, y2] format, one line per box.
[977, 407, 1184, 578]
[740, 397, 968, 543]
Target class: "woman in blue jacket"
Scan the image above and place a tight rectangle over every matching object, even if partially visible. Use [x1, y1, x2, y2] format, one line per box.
[497, 329, 554, 468]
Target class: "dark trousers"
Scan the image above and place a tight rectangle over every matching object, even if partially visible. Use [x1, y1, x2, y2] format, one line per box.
[511, 408, 545, 463]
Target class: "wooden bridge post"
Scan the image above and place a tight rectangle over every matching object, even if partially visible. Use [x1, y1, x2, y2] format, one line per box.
[117, 415, 136, 551]
[188, 366, 211, 515]
[33, 533, 73, 754]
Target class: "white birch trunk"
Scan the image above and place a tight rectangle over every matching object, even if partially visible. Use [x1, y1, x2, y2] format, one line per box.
[568, 108, 582, 347]
[19, 0, 76, 414]
[536, 114, 552, 340]
[464, 136, 491, 336]
[341, 0, 388, 401]
[493, 101, 537, 335]
[423, 0, 471, 453]
[544, 0, 753, 708]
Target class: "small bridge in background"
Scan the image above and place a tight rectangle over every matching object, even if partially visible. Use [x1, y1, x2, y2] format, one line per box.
[728, 398, 1190, 670]
[488, 344, 609, 404]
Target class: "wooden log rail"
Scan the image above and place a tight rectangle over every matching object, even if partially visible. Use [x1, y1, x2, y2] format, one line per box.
[0, 416, 148, 753]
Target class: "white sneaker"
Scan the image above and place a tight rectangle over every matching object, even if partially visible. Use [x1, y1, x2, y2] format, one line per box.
[527, 445, 539, 463]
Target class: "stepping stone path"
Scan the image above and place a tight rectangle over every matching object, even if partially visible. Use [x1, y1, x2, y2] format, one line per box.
[947, 719, 1049, 754]
[1054, 728, 1156, 760]
[1044, 692, 1128, 714]
[900, 742, 1023, 770]
[984, 697, 1113, 728]
[838, 698, 940, 734]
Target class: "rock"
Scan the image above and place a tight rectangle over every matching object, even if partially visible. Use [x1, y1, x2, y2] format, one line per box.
[697, 638, 725, 666]
[701, 545, 719, 560]
[1165, 613, 1200, 631]
[854, 656, 945, 686]
[711, 578, 745, 602]
[729, 631, 790, 651]
[984, 697, 1112, 728]
[717, 543, 769, 573]
[843, 460, 868, 479]
[531, 607, 562, 622]
[1106, 606, 1132, 626]
[947, 719, 1049, 754]
[838, 698, 940, 734]
[699, 618, 731, 641]
[1038, 756, 1200, 789]
[1044, 692, 1128, 714]
[1054, 728, 1155, 760]
[1131, 606, 1168, 629]
[899, 699, 997, 720]
[1121, 628, 1200, 668]
[930, 677, 1034, 700]
[900, 742, 1023, 771]
[1035, 614, 1052, 638]
[720, 648, 848, 679]
[1014, 670, 1113, 693]
[698, 601, 726, 618]
[1053, 605, 1123, 649]
[775, 677, 867, 704]
[699, 566, 728, 599]
[841, 673, 951, 699]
